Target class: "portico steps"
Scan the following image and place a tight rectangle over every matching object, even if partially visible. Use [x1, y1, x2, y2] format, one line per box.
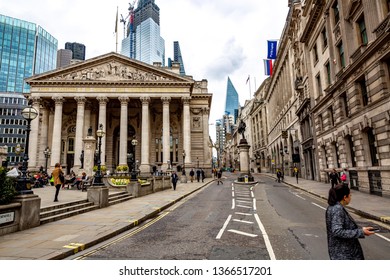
[39, 191, 133, 225]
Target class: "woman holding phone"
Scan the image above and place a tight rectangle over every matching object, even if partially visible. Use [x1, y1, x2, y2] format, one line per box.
[326, 183, 376, 260]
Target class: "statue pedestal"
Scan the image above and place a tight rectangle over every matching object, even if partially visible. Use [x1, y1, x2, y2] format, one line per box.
[238, 139, 250, 173]
[237, 138, 255, 183]
[83, 136, 96, 177]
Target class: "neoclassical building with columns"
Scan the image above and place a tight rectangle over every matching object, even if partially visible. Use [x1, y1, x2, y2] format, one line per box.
[25, 52, 213, 176]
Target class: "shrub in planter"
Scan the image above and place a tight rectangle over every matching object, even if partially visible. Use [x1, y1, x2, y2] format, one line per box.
[0, 167, 18, 205]
[93, 165, 107, 172]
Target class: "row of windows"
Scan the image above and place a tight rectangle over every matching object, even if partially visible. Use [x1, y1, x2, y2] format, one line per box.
[0, 137, 26, 144]
[324, 127, 378, 169]
[0, 97, 27, 105]
[0, 108, 24, 116]
[0, 127, 26, 134]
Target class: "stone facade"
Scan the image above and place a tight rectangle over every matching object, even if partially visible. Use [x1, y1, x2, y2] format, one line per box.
[25, 52, 213, 177]
[236, 0, 390, 197]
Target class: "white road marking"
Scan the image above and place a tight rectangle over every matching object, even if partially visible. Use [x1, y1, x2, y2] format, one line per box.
[312, 202, 326, 210]
[295, 194, 306, 200]
[233, 219, 254, 224]
[375, 233, 390, 243]
[235, 212, 252, 216]
[251, 191, 254, 198]
[228, 229, 258, 238]
[253, 198, 257, 211]
[236, 200, 252, 204]
[254, 213, 276, 260]
[232, 198, 235, 209]
[216, 215, 232, 239]
[237, 205, 252, 209]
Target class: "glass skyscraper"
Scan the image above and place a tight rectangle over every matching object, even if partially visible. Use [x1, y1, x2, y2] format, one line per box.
[168, 41, 186, 76]
[0, 14, 57, 167]
[65, 42, 86, 61]
[225, 77, 240, 122]
[0, 14, 57, 93]
[121, 0, 165, 66]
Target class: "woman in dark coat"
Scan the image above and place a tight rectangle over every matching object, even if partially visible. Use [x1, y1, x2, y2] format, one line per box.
[326, 184, 375, 260]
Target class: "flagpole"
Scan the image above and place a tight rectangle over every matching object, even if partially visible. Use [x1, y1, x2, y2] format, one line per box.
[115, 6, 118, 53]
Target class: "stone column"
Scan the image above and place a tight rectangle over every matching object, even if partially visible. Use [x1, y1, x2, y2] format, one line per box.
[118, 97, 129, 166]
[140, 97, 150, 174]
[97, 97, 108, 166]
[202, 108, 210, 168]
[162, 97, 171, 170]
[28, 97, 40, 170]
[39, 103, 50, 168]
[50, 97, 64, 168]
[182, 97, 191, 165]
[74, 96, 86, 172]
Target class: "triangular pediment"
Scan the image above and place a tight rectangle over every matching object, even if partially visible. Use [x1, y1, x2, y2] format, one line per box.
[26, 52, 193, 86]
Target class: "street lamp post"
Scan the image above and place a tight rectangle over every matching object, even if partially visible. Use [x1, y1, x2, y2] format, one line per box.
[16, 104, 38, 194]
[280, 148, 284, 176]
[197, 157, 199, 169]
[43, 147, 51, 174]
[182, 150, 186, 175]
[131, 138, 138, 180]
[94, 124, 105, 186]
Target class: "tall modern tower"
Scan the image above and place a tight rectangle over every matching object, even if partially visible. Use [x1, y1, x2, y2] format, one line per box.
[65, 42, 86, 61]
[0, 14, 58, 166]
[225, 77, 240, 123]
[168, 41, 186, 76]
[121, 0, 165, 66]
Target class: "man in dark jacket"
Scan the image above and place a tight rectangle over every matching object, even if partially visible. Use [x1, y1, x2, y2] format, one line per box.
[329, 169, 340, 188]
[171, 171, 179, 191]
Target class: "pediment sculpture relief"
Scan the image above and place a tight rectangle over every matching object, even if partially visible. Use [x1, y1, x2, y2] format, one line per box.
[49, 61, 174, 82]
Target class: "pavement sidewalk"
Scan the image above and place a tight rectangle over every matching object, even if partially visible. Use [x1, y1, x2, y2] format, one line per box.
[0, 173, 388, 260]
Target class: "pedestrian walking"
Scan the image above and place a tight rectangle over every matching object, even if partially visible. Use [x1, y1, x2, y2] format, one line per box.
[196, 169, 201, 182]
[52, 163, 64, 202]
[340, 168, 349, 187]
[294, 167, 299, 184]
[326, 183, 376, 260]
[329, 169, 340, 188]
[189, 169, 195, 182]
[201, 168, 205, 182]
[171, 171, 179, 191]
[217, 170, 223, 185]
[276, 169, 282, 183]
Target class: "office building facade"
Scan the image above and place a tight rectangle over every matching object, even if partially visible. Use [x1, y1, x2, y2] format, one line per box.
[225, 77, 240, 122]
[65, 42, 86, 61]
[0, 14, 57, 167]
[121, 0, 165, 66]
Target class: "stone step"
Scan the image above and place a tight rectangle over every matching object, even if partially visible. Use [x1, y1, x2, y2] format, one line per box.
[40, 205, 99, 225]
[40, 201, 96, 219]
[39, 191, 132, 225]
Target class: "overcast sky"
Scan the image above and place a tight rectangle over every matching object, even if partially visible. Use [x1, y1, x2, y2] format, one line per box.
[1, 0, 289, 139]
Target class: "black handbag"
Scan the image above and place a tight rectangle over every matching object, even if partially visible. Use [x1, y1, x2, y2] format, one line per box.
[59, 173, 65, 184]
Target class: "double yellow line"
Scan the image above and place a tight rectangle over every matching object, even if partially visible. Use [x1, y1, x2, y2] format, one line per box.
[74, 209, 173, 260]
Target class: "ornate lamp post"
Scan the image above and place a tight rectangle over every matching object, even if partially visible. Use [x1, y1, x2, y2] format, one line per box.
[17, 105, 38, 194]
[43, 147, 51, 174]
[94, 124, 105, 186]
[215, 143, 220, 169]
[131, 138, 138, 180]
[197, 157, 199, 169]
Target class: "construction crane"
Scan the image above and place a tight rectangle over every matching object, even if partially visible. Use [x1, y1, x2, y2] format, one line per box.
[120, 0, 136, 39]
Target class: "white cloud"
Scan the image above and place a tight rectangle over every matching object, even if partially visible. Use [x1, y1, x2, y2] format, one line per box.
[0, 0, 289, 140]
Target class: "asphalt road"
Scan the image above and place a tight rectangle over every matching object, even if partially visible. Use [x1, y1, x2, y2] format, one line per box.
[71, 173, 390, 260]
